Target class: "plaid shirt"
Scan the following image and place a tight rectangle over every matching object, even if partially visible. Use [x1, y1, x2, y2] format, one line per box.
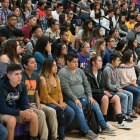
[0, 8, 12, 25]
[40, 16, 49, 31]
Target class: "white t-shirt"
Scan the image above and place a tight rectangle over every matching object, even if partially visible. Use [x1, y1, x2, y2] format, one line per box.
[52, 10, 60, 21]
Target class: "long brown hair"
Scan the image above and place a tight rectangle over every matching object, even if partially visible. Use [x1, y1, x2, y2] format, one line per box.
[94, 39, 106, 57]
[3, 39, 20, 63]
[40, 59, 58, 92]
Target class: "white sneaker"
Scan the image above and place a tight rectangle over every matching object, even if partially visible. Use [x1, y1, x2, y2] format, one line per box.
[106, 122, 117, 131]
[117, 121, 132, 130]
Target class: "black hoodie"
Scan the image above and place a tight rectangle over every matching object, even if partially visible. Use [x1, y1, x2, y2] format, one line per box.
[0, 75, 29, 116]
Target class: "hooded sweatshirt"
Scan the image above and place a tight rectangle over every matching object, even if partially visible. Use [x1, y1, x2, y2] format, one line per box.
[102, 63, 122, 92]
[0, 75, 29, 116]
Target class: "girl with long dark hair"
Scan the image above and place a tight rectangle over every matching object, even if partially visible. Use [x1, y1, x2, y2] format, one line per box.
[34, 36, 53, 73]
[40, 59, 75, 140]
[119, 50, 140, 110]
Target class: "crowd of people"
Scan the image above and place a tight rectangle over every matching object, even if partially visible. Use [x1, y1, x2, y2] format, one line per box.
[0, 0, 140, 140]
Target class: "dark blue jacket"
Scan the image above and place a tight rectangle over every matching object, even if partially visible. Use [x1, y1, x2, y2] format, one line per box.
[102, 48, 112, 66]
[0, 75, 30, 116]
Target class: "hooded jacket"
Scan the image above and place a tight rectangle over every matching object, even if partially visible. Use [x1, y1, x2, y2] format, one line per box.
[84, 68, 104, 95]
[0, 75, 29, 116]
[102, 63, 122, 92]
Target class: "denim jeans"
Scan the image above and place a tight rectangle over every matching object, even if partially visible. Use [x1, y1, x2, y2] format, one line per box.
[47, 104, 75, 139]
[0, 123, 7, 140]
[123, 85, 140, 108]
[65, 96, 106, 134]
[115, 90, 133, 115]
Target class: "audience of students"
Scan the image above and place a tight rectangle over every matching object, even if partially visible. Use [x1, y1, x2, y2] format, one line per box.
[0, 0, 140, 139]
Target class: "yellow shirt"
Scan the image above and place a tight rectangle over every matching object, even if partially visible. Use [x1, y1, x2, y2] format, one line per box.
[125, 21, 137, 31]
[40, 77, 66, 106]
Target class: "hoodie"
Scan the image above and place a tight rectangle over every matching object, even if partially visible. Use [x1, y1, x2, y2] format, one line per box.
[0, 75, 29, 116]
[102, 63, 122, 92]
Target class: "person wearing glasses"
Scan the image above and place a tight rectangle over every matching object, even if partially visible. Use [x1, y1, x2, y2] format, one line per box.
[102, 36, 115, 66]
[44, 19, 60, 40]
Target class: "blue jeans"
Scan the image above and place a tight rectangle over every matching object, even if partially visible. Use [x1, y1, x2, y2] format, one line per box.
[0, 123, 7, 140]
[123, 85, 140, 108]
[65, 96, 106, 134]
[115, 90, 133, 115]
[47, 104, 75, 139]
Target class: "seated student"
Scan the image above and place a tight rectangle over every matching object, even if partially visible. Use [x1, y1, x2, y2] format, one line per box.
[78, 42, 90, 70]
[58, 53, 116, 140]
[85, 55, 131, 129]
[53, 43, 68, 71]
[21, 54, 58, 140]
[21, 15, 37, 44]
[102, 36, 115, 67]
[0, 123, 8, 140]
[26, 25, 43, 54]
[34, 36, 53, 73]
[0, 64, 38, 140]
[102, 53, 135, 123]
[0, 14, 18, 42]
[118, 50, 140, 110]
[44, 19, 60, 40]
[39, 59, 75, 140]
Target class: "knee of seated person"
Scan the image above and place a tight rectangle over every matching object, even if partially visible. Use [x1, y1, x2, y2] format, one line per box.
[74, 106, 83, 113]
[6, 116, 16, 129]
[47, 108, 57, 117]
[101, 95, 109, 103]
[113, 95, 120, 102]
[121, 93, 128, 99]
[36, 110, 46, 119]
[94, 102, 100, 108]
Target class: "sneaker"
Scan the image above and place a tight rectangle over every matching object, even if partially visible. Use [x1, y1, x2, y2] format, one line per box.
[123, 115, 133, 122]
[100, 127, 116, 136]
[86, 130, 98, 140]
[106, 122, 117, 131]
[117, 121, 132, 130]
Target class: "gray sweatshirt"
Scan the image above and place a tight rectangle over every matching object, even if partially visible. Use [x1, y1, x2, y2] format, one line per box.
[58, 66, 92, 101]
[102, 63, 122, 92]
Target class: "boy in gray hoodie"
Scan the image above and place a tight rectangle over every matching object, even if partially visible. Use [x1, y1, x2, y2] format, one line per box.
[102, 53, 135, 126]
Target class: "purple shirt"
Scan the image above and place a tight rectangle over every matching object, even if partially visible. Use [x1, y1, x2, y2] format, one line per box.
[78, 52, 90, 69]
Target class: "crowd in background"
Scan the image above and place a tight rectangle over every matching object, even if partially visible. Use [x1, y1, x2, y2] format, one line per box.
[0, 0, 140, 140]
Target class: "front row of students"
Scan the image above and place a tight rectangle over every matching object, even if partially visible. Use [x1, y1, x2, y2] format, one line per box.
[0, 52, 138, 140]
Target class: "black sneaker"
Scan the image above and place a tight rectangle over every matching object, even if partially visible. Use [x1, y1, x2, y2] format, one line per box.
[123, 115, 133, 122]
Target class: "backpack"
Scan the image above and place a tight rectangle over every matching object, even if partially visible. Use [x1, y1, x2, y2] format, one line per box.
[84, 107, 100, 134]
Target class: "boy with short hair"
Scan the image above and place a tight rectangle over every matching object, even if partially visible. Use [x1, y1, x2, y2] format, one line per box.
[0, 64, 39, 140]
[21, 54, 58, 140]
